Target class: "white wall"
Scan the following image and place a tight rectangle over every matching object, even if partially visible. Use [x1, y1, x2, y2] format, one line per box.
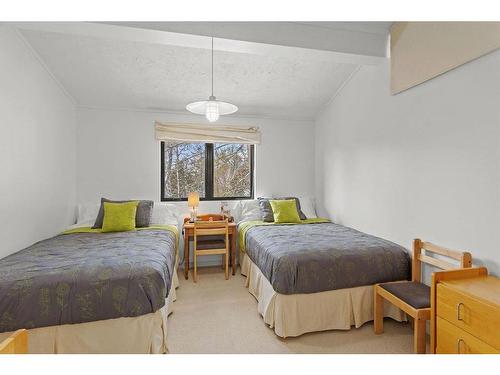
[76, 107, 315, 265]
[76, 107, 315, 207]
[0, 26, 77, 259]
[315, 49, 500, 276]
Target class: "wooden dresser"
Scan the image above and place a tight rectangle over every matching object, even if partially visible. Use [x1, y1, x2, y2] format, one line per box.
[431, 267, 500, 354]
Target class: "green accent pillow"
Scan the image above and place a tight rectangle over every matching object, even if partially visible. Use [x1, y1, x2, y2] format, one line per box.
[269, 199, 301, 223]
[101, 201, 139, 232]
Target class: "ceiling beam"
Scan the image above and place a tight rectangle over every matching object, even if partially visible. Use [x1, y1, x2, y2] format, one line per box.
[101, 21, 389, 58]
[12, 21, 386, 66]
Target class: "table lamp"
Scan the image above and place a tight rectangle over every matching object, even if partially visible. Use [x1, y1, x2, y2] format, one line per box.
[188, 192, 200, 222]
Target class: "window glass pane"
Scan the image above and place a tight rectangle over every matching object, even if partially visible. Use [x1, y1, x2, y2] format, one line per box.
[213, 143, 252, 198]
[163, 142, 205, 199]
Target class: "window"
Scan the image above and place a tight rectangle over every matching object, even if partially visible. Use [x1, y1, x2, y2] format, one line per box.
[161, 142, 254, 201]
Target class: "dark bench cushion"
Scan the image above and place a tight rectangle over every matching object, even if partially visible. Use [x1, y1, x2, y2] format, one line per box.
[379, 281, 430, 309]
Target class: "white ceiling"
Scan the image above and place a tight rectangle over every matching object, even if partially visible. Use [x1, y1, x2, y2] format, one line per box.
[17, 22, 391, 120]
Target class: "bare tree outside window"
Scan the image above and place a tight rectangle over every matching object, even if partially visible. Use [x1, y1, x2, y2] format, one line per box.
[214, 143, 251, 198]
[161, 142, 254, 200]
[163, 142, 206, 199]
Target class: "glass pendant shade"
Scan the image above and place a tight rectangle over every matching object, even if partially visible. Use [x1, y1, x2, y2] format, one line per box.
[205, 100, 219, 122]
[186, 96, 238, 123]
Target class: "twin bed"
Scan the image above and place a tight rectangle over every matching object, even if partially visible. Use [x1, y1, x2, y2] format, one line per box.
[238, 215, 411, 338]
[0, 225, 178, 353]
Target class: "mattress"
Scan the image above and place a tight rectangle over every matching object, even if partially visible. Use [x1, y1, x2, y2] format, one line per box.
[0, 227, 177, 333]
[240, 221, 411, 294]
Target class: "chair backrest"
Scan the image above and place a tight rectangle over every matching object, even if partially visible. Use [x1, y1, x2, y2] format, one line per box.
[184, 214, 232, 224]
[412, 239, 472, 282]
[194, 220, 229, 238]
[0, 329, 28, 354]
[197, 214, 226, 222]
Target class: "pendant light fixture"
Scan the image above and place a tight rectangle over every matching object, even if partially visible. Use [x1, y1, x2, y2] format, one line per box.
[186, 37, 238, 122]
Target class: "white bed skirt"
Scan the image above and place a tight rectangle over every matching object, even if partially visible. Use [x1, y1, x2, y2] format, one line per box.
[240, 253, 406, 338]
[0, 271, 179, 354]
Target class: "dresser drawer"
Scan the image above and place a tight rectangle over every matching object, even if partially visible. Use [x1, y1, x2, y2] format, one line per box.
[436, 317, 499, 354]
[437, 283, 500, 349]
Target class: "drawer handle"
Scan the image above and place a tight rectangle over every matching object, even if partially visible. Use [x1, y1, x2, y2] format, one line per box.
[457, 338, 464, 354]
[456, 302, 465, 321]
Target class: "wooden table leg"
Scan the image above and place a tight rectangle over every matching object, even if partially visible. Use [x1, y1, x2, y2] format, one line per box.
[231, 230, 236, 275]
[184, 231, 189, 280]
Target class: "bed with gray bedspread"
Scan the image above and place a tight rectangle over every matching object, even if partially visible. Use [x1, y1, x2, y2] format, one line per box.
[244, 222, 410, 294]
[0, 229, 176, 333]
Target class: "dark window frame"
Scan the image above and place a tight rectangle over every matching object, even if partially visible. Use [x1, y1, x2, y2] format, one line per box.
[160, 142, 255, 201]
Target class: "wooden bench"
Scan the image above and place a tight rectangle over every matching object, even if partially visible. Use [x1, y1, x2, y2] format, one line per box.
[374, 238, 472, 353]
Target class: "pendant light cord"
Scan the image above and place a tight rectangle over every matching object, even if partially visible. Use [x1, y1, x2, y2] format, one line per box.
[211, 37, 214, 97]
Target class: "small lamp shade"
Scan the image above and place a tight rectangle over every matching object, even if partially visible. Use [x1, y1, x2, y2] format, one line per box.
[187, 192, 200, 208]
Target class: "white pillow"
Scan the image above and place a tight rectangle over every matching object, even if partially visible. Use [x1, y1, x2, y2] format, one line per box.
[151, 203, 179, 226]
[77, 203, 101, 224]
[298, 197, 317, 219]
[236, 200, 261, 224]
[232, 201, 242, 221]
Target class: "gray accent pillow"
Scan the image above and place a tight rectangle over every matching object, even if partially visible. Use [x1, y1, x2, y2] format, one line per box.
[257, 197, 275, 222]
[257, 197, 306, 222]
[92, 198, 154, 229]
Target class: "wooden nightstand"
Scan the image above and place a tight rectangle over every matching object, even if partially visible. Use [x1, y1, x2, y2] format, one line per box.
[182, 215, 237, 280]
[431, 267, 500, 354]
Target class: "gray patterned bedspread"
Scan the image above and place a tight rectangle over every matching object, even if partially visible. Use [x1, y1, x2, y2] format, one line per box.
[244, 222, 410, 294]
[0, 229, 177, 333]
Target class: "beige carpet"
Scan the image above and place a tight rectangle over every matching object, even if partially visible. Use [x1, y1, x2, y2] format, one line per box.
[167, 266, 415, 354]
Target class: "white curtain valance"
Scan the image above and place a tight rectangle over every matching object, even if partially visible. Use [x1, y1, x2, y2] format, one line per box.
[155, 121, 261, 145]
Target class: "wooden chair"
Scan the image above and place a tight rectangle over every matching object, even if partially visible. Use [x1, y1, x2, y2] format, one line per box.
[0, 329, 28, 354]
[374, 239, 472, 354]
[194, 214, 229, 269]
[193, 219, 229, 282]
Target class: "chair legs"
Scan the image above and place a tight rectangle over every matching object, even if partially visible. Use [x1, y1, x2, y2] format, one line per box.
[374, 284, 429, 354]
[414, 318, 427, 354]
[225, 250, 229, 280]
[194, 251, 198, 283]
[374, 286, 384, 334]
[193, 250, 230, 282]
